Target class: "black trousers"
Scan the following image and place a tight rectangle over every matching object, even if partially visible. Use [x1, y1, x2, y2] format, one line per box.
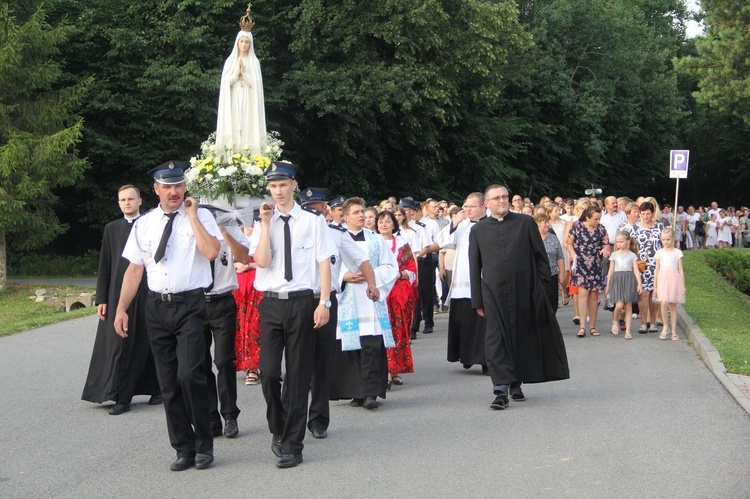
[259, 295, 316, 455]
[146, 291, 212, 458]
[307, 293, 338, 431]
[203, 293, 240, 423]
[412, 254, 435, 331]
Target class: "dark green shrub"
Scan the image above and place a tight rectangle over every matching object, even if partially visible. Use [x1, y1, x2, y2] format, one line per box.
[7, 250, 100, 277]
[702, 249, 750, 295]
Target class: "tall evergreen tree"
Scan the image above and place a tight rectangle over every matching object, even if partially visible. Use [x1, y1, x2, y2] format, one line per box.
[0, 2, 89, 288]
[676, 0, 750, 125]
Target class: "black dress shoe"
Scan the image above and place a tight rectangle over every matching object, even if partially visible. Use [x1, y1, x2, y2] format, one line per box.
[410, 331, 417, 340]
[510, 387, 526, 402]
[276, 453, 303, 468]
[363, 396, 378, 410]
[148, 395, 163, 405]
[481, 365, 489, 376]
[271, 434, 282, 457]
[490, 393, 509, 410]
[170, 456, 195, 471]
[224, 419, 239, 438]
[108, 403, 130, 415]
[349, 398, 364, 407]
[195, 452, 214, 469]
[423, 327, 434, 334]
[462, 363, 472, 369]
[210, 420, 223, 437]
[310, 426, 327, 439]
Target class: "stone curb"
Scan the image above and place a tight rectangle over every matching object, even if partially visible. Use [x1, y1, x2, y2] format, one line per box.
[677, 304, 750, 416]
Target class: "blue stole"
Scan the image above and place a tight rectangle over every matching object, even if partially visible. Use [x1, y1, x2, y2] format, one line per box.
[338, 230, 395, 351]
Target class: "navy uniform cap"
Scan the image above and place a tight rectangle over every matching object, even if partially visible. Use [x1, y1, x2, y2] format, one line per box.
[400, 198, 415, 209]
[265, 161, 299, 181]
[299, 187, 329, 205]
[148, 160, 185, 185]
[329, 195, 347, 208]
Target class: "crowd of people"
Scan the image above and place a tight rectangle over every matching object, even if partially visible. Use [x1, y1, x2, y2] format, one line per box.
[83, 158, 750, 471]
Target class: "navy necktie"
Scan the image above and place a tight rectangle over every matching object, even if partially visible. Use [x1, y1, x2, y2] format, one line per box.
[281, 215, 293, 281]
[154, 212, 177, 263]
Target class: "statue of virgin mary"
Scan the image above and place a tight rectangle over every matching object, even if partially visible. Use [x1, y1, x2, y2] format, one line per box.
[215, 29, 266, 154]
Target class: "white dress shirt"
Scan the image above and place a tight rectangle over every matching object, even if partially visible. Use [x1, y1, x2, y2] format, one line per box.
[122, 203, 223, 293]
[249, 203, 334, 293]
[207, 225, 251, 295]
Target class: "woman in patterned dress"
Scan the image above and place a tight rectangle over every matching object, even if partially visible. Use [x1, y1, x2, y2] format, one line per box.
[566, 205, 611, 337]
[633, 201, 664, 333]
[233, 225, 263, 385]
[376, 211, 416, 386]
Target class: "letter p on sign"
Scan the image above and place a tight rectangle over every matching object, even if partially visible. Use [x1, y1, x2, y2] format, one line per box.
[669, 150, 689, 179]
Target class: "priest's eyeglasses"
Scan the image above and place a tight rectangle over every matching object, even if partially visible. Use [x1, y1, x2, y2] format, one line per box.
[487, 195, 509, 202]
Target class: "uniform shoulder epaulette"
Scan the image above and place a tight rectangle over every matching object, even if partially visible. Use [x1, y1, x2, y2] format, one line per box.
[301, 205, 323, 216]
[328, 223, 347, 232]
[415, 220, 426, 227]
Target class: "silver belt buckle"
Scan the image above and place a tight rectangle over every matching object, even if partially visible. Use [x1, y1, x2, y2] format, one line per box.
[161, 292, 171, 302]
[277, 291, 290, 299]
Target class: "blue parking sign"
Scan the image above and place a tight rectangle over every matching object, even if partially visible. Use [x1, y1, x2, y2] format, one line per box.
[669, 150, 689, 179]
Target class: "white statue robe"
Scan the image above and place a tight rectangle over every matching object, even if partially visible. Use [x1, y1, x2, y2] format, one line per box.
[216, 31, 266, 154]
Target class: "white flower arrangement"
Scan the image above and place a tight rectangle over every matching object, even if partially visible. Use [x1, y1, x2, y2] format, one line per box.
[185, 131, 284, 201]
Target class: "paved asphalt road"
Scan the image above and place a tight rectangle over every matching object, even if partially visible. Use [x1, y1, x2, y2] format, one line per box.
[1, 298, 748, 498]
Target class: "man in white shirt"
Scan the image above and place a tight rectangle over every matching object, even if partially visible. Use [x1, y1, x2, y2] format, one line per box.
[294, 188, 377, 438]
[115, 161, 222, 471]
[330, 198, 397, 410]
[250, 163, 334, 469]
[438, 192, 487, 373]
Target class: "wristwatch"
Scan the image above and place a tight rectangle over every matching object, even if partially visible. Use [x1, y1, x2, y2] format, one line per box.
[319, 299, 332, 308]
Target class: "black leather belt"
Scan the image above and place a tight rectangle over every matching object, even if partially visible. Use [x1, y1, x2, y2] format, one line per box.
[263, 290, 319, 300]
[204, 291, 234, 303]
[148, 288, 204, 303]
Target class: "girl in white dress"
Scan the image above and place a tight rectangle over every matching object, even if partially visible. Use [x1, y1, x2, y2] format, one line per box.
[653, 228, 686, 341]
[705, 213, 718, 248]
[716, 209, 732, 248]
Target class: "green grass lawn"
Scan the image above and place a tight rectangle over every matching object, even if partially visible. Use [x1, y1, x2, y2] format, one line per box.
[0, 283, 96, 336]
[683, 250, 750, 376]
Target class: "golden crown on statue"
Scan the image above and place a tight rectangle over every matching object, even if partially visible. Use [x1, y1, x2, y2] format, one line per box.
[239, 3, 255, 32]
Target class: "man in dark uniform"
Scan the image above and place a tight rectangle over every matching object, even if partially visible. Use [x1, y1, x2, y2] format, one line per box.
[82, 185, 161, 415]
[469, 184, 569, 410]
[250, 163, 337, 468]
[115, 161, 222, 471]
[328, 195, 346, 228]
[290, 188, 377, 438]
[203, 225, 251, 439]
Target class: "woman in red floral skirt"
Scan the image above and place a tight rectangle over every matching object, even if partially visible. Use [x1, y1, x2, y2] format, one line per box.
[233, 225, 263, 385]
[376, 211, 416, 386]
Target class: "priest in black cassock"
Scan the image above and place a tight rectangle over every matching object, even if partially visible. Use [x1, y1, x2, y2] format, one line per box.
[81, 185, 161, 415]
[469, 184, 569, 410]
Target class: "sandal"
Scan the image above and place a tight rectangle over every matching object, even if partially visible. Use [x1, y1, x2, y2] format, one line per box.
[392, 375, 403, 386]
[590, 328, 601, 337]
[562, 296, 570, 306]
[245, 371, 260, 385]
[659, 329, 669, 340]
[671, 333, 680, 341]
[576, 328, 586, 338]
[624, 331, 633, 340]
[610, 322, 619, 335]
[573, 316, 581, 325]
[648, 323, 658, 333]
[638, 324, 648, 334]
